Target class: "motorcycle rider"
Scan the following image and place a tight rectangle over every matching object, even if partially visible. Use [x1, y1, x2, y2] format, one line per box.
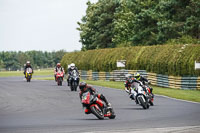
[24, 61, 33, 77]
[134, 72, 153, 95]
[54, 63, 65, 81]
[124, 74, 140, 100]
[79, 82, 111, 114]
[67, 63, 79, 86]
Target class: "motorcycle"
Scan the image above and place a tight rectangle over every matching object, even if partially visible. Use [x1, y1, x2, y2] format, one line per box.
[56, 71, 64, 86]
[81, 91, 116, 120]
[25, 68, 33, 82]
[131, 81, 152, 109]
[69, 70, 79, 91]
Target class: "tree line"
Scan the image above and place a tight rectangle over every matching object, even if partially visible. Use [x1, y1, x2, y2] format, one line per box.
[0, 50, 66, 71]
[77, 0, 200, 50]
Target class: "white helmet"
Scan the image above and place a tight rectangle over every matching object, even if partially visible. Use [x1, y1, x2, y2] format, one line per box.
[71, 63, 75, 69]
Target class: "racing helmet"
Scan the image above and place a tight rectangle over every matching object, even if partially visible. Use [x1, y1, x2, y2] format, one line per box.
[79, 82, 87, 91]
[26, 61, 30, 66]
[71, 63, 75, 69]
[57, 63, 61, 67]
[134, 72, 141, 80]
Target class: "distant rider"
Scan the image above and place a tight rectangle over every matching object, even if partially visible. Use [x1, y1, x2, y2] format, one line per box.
[134, 72, 153, 95]
[124, 74, 141, 100]
[67, 63, 79, 86]
[24, 61, 33, 77]
[79, 82, 111, 114]
[54, 63, 65, 81]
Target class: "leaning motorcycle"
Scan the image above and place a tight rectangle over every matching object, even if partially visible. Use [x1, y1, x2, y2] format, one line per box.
[132, 81, 151, 109]
[25, 68, 33, 82]
[81, 91, 116, 120]
[69, 70, 79, 91]
[56, 71, 64, 86]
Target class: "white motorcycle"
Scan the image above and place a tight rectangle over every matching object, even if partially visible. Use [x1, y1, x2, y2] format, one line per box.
[130, 81, 151, 109]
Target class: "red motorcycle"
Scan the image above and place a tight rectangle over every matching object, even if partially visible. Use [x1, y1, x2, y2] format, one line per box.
[56, 71, 64, 86]
[81, 91, 116, 120]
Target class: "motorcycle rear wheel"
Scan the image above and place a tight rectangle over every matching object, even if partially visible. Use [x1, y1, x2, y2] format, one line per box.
[90, 106, 104, 120]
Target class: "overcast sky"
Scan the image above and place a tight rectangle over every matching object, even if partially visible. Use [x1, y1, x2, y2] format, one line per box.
[0, 0, 97, 52]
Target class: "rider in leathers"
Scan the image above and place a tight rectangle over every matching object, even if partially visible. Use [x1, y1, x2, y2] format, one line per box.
[54, 63, 65, 81]
[24, 61, 33, 77]
[79, 82, 111, 114]
[67, 63, 79, 86]
[134, 72, 154, 96]
[124, 74, 143, 100]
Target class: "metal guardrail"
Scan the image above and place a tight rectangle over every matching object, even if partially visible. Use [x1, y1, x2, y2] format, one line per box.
[79, 70, 200, 90]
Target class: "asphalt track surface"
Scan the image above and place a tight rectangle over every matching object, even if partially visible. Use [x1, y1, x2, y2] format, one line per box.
[0, 77, 200, 133]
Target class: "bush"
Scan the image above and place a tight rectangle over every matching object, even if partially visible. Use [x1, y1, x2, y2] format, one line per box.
[61, 44, 200, 76]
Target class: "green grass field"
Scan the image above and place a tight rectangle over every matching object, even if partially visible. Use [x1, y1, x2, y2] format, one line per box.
[0, 69, 53, 77]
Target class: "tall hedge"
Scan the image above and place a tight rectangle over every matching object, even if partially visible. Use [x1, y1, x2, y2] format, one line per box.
[61, 44, 200, 76]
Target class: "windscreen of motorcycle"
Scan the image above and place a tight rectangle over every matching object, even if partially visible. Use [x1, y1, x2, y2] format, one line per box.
[72, 70, 79, 77]
[26, 68, 32, 73]
[132, 82, 143, 93]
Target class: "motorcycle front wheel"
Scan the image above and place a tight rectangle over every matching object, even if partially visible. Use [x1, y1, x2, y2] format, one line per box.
[138, 95, 149, 109]
[74, 81, 78, 91]
[90, 105, 104, 120]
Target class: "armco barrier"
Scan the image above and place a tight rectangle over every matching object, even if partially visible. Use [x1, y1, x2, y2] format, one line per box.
[80, 70, 200, 90]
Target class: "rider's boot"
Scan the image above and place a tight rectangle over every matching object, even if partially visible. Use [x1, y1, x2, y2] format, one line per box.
[129, 94, 135, 100]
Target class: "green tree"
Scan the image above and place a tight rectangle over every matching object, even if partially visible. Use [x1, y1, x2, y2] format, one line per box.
[78, 0, 200, 50]
[78, 0, 119, 50]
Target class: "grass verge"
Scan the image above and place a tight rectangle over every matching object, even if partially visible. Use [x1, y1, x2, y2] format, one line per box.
[82, 80, 200, 103]
[0, 69, 53, 77]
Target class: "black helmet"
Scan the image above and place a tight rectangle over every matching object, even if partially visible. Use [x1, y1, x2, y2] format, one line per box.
[79, 82, 87, 91]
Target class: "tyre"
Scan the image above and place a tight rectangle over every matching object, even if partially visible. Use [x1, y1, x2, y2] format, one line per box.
[59, 79, 62, 86]
[138, 96, 148, 109]
[74, 81, 78, 91]
[70, 81, 74, 91]
[27, 76, 31, 82]
[57, 77, 62, 86]
[90, 105, 104, 120]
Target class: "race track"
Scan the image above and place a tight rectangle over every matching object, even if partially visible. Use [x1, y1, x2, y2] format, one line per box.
[0, 77, 200, 133]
